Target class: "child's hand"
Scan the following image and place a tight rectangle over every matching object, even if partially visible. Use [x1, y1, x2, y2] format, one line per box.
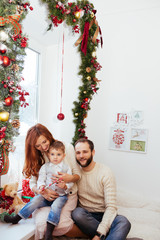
[56, 180, 67, 189]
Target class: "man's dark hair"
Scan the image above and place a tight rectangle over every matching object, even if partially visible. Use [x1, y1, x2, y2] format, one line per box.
[74, 138, 94, 151]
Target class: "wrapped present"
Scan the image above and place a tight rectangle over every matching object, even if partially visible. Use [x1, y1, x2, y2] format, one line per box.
[21, 179, 35, 203]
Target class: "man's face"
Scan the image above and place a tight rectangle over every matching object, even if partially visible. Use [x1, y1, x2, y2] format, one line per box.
[75, 142, 94, 168]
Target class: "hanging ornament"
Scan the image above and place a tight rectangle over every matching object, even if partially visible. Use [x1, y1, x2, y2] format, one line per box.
[75, 113, 79, 117]
[2, 56, 11, 67]
[92, 51, 96, 58]
[74, 11, 81, 19]
[83, 91, 87, 94]
[86, 76, 91, 81]
[11, 119, 20, 128]
[0, 30, 9, 41]
[91, 12, 95, 18]
[86, 67, 91, 73]
[57, 113, 65, 120]
[57, 31, 65, 121]
[0, 43, 7, 54]
[4, 96, 13, 106]
[0, 111, 9, 122]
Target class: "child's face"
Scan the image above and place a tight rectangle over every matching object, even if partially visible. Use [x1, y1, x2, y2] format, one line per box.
[48, 148, 65, 165]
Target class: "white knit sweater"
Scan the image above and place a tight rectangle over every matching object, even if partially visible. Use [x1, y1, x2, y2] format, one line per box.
[77, 162, 117, 236]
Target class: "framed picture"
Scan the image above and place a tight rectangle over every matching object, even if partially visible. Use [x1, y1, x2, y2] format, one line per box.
[109, 127, 129, 151]
[130, 128, 148, 153]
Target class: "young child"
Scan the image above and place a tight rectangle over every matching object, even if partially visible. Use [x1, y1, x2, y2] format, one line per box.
[4, 141, 73, 240]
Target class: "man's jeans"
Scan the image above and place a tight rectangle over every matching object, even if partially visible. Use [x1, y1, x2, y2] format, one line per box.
[18, 194, 68, 225]
[72, 207, 131, 240]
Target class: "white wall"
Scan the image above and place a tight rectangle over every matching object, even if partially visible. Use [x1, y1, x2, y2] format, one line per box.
[29, 1, 160, 201]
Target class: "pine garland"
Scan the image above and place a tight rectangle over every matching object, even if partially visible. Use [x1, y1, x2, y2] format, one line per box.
[0, 0, 32, 175]
[41, 0, 102, 144]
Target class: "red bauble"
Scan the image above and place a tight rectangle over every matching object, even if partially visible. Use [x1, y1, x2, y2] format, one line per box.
[2, 56, 11, 67]
[4, 96, 14, 106]
[0, 49, 6, 54]
[57, 113, 65, 120]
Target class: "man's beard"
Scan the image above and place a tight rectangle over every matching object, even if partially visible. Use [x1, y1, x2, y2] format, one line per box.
[76, 154, 93, 168]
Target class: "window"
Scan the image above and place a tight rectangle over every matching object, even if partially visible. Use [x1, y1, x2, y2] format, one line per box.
[1, 48, 39, 187]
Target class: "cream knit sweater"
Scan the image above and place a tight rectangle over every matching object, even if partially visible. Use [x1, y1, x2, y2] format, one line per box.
[77, 162, 117, 236]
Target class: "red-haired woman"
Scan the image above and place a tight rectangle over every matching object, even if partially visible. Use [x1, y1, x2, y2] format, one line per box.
[22, 123, 85, 239]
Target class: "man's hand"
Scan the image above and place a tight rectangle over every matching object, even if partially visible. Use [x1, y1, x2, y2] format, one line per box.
[52, 172, 73, 183]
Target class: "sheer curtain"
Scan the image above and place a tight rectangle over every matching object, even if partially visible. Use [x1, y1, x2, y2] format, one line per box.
[1, 48, 39, 188]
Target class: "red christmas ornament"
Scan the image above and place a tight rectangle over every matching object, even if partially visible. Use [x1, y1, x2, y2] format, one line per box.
[0, 49, 6, 54]
[57, 113, 65, 120]
[4, 96, 14, 106]
[2, 56, 11, 67]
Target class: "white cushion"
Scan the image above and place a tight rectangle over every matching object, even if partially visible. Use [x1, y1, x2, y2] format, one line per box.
[117, 188, 160, 240]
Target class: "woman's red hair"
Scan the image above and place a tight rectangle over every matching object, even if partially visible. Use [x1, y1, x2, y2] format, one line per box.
[23, 123, 55, 178]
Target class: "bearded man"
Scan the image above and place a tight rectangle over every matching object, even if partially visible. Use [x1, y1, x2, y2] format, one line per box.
[72, 138, 131, 240]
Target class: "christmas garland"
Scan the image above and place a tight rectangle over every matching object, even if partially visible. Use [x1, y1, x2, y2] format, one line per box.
[41, 0, 102, 144]
[0, 0, 32, 175]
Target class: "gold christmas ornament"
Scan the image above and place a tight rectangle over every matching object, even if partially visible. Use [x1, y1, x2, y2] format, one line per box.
[92, 51, 96, 58]
[11, 119, 20, 128]
[91, 12, 95, 18]
[75, 113, 79, 117]
[83, 91, 87, 94]
[86, 76, 91, 81]
[75, 11, 81, 19]
[86, 67, 91, 73]
[0, 111, 9, 121]
[0, 30, 9, 41]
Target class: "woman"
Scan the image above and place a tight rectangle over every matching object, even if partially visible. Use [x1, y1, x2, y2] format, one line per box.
[23, 123, 86, 239]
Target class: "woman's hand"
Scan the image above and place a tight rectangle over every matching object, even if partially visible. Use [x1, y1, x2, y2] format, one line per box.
[41, 188, 59, 201]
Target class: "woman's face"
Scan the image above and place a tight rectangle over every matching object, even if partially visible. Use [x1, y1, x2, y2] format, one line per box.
[35, 135, 50, 152]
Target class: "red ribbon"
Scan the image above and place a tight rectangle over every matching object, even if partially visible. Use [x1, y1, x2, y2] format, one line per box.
[60, 32, 65, 114]
[81, 21, 90, 55]
[75, 17, 103, 55]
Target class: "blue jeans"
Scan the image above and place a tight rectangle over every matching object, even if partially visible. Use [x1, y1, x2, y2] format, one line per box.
[19, 194, 68, 225]
[72, 207, 131, 240]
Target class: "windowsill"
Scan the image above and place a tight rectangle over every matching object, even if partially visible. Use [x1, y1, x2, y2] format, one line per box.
[0, 218, 35, 240]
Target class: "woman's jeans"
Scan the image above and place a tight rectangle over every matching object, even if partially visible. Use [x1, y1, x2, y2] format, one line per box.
[18, 194, 68, 226]
[72, 207, 131, 240]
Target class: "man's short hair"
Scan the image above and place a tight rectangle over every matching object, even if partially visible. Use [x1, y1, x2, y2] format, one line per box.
[74, 138, 94, 151]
